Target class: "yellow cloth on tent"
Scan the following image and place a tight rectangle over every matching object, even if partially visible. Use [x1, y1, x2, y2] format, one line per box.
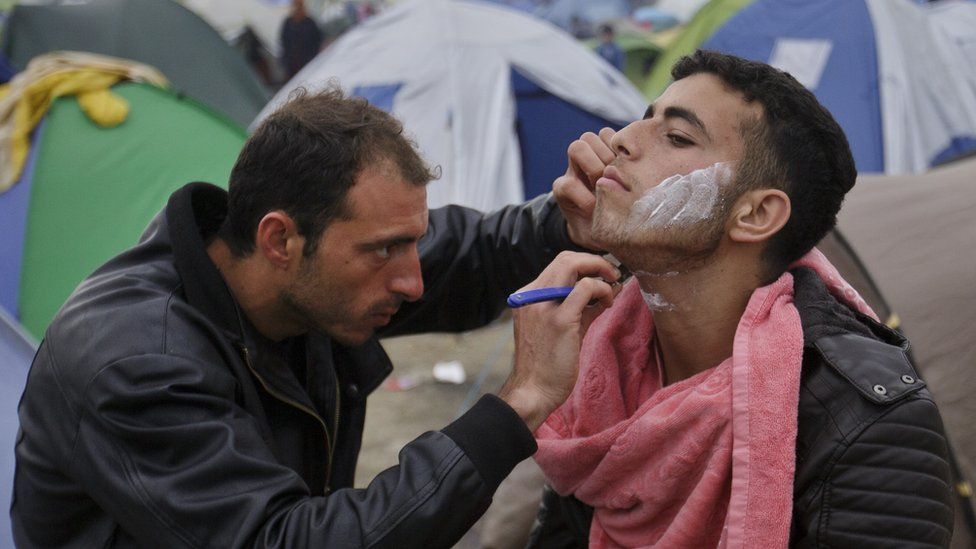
[76, 87, 131, 128]
[0, 51, 168, 193]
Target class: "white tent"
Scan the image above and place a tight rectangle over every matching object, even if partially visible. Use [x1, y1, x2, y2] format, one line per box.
[256, 0, 647, 211]
[180, 0, 289, 56]
[868, 0, 976, 173]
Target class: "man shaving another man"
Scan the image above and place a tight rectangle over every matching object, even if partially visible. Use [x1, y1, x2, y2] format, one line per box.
[12, 86, 618, 547]
[521, 50, 955, 547]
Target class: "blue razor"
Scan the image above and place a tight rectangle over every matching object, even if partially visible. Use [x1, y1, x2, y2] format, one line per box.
[507, 255, 631, 309]
[506, 286, 575, 308]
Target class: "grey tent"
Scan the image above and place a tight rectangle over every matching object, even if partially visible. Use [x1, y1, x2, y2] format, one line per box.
[1, 0, 270, 127]
[839, 157, 976, 476]
[820, 156, 976, 547]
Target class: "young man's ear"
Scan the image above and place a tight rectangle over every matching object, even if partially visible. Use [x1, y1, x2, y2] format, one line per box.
[254, 211, 306, 269]
[728, 189, 791, 244]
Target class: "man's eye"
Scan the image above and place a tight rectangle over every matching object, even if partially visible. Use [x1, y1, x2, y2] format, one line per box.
[668, 134, 694, 147]
[374, 246, 391, 260]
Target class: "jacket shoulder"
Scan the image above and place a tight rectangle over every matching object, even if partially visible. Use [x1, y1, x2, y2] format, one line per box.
[793, 375, 953, 547]
[793, 335, 953, 546]
[797, 331, 935, 463]
[813, 332, 926, 405]
[40, 257, 233, 399]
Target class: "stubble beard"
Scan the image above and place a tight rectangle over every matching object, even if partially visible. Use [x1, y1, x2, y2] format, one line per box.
[281, 256, 406, 346]
[280, 257, 351, 341]
[591, 191, 731, 275]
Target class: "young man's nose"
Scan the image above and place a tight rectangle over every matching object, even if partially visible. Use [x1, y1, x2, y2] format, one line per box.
[611, 121, 639, 159]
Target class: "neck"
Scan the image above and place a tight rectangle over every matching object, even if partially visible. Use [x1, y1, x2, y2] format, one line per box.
[632, 247, 763, 385]
[207, 238, 305, 341]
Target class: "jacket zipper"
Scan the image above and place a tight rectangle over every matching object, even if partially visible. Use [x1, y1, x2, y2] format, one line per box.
[240, 345, 335, 494]
[328, 366, 341, 495]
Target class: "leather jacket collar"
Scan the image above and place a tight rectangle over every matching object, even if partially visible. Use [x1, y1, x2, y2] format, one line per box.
[166, 182, 245, 344]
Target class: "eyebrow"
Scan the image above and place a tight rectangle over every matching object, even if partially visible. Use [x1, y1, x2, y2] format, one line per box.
[643, 104, 712, 142]
[358, 234, 421, 251]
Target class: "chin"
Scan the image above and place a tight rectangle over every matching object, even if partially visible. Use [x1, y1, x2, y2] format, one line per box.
[591, 218, 631, 253]
[590, 213, 620, 248]
[324, 327, 374, 347]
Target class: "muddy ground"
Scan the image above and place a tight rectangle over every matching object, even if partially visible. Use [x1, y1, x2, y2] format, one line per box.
[355, 314, 545, 548]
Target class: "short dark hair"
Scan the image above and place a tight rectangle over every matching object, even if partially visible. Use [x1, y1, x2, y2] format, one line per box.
[671, 50, 857, 277]
[219, 86, 435, 257]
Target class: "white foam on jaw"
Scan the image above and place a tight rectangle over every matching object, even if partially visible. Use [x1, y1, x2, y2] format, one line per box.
[640, 287, 676, 311]
[627, 162, 734, 233]
[626, 162, 734, 312]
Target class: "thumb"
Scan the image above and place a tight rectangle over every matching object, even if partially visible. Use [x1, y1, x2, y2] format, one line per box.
[577, 280, 619, 334]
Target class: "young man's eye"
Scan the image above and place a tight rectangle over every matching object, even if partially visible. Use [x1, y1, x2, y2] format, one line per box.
[374, 246, 391, 260]
[668, 134, 694, 147]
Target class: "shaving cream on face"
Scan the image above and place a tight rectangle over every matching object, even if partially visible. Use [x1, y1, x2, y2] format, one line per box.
[640, 286, 676, 311]
[627, 162, 734, 232]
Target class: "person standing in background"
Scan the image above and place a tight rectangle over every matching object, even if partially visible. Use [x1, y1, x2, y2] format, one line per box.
[595, 24, 625, 72]
[280, 0, 323, 80]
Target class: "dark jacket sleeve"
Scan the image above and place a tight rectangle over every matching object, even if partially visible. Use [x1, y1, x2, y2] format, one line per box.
[526, 486, 592, 549]
[380, 193, 581, 337]
[18, 349, 536, 548]
[791, 396, 955, 548]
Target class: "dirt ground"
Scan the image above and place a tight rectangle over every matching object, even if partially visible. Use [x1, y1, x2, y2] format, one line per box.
[355, 314, 545, 548]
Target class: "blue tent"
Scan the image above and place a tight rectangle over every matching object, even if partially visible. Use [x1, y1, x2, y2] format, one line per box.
[703, 0, 976, 174]
[0, 309, 36, 548]
[704, 0, 883, 172]
[510, 69, 626, 199]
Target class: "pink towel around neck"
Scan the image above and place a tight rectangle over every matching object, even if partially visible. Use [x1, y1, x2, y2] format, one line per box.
[534, 248, 875, 548]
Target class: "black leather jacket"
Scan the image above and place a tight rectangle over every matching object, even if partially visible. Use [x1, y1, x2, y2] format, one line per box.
[12, 182, 577, 548]
[529, 268, 955, 548]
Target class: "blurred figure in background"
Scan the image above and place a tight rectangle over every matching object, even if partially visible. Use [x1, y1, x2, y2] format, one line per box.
[280, 0, 323, 80]
[240, 27, 274, 88]
[595, 23, 624, 72]
[569, 15, 589, 39]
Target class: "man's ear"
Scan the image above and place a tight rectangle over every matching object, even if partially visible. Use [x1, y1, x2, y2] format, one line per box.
[728, 189, 791, 244]
[255, 211, 306, 269]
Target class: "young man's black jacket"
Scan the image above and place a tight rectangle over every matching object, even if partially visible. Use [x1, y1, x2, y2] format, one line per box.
[528, 268, 955, 548]
[12, 182, 577, 548]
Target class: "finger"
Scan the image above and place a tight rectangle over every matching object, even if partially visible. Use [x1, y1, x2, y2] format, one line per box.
[553, 176, 596, 216]
[567, 139, 609, 186]
[598, 127, 616, 150]
[516, 252, 622, 293]
[559, 277, 615, 319]
[580, 131, 615, 167]
[577, 278, 618, 333]
[588, 283, 617, 310]
[541, 252, 620, 287]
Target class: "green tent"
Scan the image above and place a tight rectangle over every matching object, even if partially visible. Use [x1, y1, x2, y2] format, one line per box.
[643, 0, 753, 100]
[587, 32, 663, 90]
[1, 0, 270, 127]
[0, 82, 246, 338]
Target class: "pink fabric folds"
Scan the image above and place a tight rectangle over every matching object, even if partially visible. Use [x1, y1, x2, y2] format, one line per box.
[534, 248, 874, 548]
